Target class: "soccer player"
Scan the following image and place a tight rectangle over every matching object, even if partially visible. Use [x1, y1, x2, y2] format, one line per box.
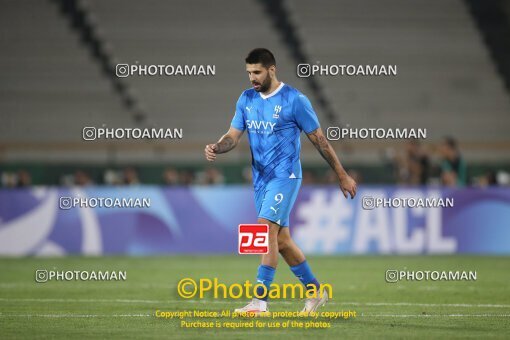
[204, 48, 357, 314]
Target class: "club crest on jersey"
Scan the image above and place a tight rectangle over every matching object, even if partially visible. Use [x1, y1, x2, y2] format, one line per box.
[273, 105, 282, 119]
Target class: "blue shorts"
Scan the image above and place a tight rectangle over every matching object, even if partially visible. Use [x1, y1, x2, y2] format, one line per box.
[254, 178, 302, 227]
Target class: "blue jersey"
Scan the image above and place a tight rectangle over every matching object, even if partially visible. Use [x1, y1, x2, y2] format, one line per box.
[231, 83, 320, 191]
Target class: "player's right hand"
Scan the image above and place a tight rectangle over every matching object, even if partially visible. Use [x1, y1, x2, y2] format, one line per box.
[204, 144, 218, 162]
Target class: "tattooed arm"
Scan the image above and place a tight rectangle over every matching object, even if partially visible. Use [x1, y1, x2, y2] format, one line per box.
[306, 128, 357, 198]
[204, 127, 244, 161]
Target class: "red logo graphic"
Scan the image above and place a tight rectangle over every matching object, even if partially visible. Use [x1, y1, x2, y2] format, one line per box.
[238, 224, 269, 254]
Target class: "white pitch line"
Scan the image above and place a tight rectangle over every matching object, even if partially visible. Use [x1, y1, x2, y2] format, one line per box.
[0, 283, 176, 289]
[0, 313, 151, 318]
[0, 298, 164, 304]
[340, 302, 510, 308]
[362, 314, 510, 318]
[0, 297, 285, 305]
[1, 313, 509, 318]
[1, 298, 510, 309]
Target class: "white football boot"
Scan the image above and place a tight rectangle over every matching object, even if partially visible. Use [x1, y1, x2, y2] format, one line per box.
[234, 298, 268, 316]
[301, 289, 328, 313]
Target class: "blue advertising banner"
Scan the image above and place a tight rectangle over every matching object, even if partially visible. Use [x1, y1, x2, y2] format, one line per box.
[0, 186, 509, 255]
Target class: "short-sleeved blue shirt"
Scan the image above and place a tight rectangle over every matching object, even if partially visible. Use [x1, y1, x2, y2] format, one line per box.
[231, 83, 320, 191]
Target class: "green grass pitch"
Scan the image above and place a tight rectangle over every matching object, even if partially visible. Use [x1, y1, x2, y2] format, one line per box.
[1, 256, 509, 339]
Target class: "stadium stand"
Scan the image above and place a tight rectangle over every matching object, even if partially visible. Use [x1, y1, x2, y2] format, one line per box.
[0, 0, 509, 170]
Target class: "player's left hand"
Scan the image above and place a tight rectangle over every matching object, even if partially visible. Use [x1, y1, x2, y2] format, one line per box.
[339, 174, 357, 199]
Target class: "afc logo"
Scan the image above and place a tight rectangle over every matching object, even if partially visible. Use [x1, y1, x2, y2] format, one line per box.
[238, 224, 269, 254]
[273, 105, 282, 119]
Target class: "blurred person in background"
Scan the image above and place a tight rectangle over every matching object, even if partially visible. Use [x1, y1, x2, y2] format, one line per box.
[122, 167, 140, 185]
[103, 169, 123, 185]
[74, 170, 93, 186]
[301, 170, 316, 185]
[0, 170, 32, 188]
[242, 166, 253, 184]
[405, 140, 430, 185]
[473, 171, 498, 187]
[179, 170, 195, 186]
[439, 137, 467, 187]
[16, 170, 32, 187]
[325, 169, 339, 184]
[391, 140, 429, 185]
[1, 172, 17, 187]
[163, 167, 180, 186]
[196, 167, 225, 185]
